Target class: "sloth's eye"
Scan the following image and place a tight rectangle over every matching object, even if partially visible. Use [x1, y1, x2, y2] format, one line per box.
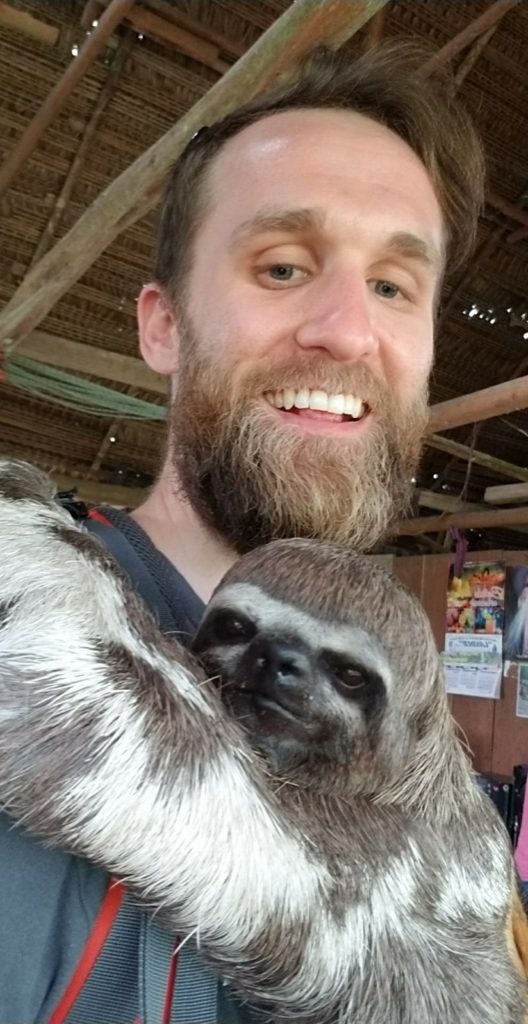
[212, 611, 255, 645]
[337, 665, 367, 691]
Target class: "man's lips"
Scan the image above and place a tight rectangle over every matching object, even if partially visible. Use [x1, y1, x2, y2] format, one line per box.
[262, 399, 373, 436]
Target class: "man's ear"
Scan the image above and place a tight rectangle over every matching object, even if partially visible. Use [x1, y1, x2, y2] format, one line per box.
[137, 283, 180, 375]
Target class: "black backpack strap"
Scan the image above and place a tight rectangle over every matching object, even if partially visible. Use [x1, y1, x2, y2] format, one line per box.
[84, 517, 176, 635]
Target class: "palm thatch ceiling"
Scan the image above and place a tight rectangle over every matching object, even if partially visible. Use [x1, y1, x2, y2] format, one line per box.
[0, 0, 527, 553]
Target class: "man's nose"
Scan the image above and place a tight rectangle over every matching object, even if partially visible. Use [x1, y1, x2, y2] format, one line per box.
[294, 270, 378, 362]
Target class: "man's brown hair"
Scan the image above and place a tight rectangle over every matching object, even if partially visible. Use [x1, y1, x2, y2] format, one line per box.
[154, 42, 485, 296]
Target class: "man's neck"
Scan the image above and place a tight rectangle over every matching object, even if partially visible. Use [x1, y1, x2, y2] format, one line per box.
[131, 469, 238, 604]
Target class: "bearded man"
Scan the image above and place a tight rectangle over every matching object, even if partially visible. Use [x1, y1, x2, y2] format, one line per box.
[0, 43, 486, 1024]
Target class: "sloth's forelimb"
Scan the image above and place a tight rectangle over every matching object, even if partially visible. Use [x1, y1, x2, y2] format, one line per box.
[0, 461, 330, 1016]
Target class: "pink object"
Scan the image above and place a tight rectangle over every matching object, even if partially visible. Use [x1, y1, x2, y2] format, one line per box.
[515, 785, 528, 881]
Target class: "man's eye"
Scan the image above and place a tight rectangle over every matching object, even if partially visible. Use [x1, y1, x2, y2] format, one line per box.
[265, 264, 304, 283]
[373, 279, 402, 300]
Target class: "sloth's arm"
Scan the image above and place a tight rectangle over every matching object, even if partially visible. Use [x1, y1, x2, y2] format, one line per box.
[0, 462, 328, 1014]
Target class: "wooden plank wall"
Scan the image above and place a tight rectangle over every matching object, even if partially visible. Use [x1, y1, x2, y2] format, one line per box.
[387, 549, 528, 777]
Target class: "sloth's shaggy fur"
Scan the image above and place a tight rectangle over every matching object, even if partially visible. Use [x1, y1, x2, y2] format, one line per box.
[0, 459, 525, 1023]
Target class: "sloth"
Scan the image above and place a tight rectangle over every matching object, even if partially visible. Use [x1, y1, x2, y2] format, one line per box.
[0, 458, 526, 1024]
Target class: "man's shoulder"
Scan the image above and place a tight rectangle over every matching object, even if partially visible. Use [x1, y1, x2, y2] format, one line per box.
[82, 505, 204, 640]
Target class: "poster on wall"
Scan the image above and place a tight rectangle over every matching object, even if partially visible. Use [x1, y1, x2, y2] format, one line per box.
[516, 664, 528, 719]
[504, 566, 528, 661]
[443, 562, 505, 699]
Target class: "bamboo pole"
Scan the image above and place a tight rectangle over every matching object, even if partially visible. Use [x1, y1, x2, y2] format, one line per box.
[0, 0, 389, 354]
[0, 0, 134, 200]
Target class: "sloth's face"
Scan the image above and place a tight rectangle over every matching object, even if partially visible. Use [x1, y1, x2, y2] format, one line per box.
[194, 598, 386, 780]
[193, 539, 443, 792]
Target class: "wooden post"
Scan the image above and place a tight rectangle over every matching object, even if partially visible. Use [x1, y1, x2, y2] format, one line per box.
[0, 0, 135, 199]
[421, 0, 521, 77]
[0, 0, 389, 353]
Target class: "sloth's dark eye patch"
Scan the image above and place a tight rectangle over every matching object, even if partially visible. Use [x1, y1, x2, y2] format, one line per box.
[194, 608, 256, 651]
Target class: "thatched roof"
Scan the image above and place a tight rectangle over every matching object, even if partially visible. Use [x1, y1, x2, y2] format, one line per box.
[0, 0, 527, 552]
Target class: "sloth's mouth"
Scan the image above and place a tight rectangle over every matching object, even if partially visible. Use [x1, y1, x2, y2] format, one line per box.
[252, 692, 300, 723]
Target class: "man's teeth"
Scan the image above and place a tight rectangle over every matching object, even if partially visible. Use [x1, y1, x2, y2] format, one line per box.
[265, 389, 365, 419]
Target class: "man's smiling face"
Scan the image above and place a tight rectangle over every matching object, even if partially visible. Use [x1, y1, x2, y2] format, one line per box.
[168, 108, 445, 552]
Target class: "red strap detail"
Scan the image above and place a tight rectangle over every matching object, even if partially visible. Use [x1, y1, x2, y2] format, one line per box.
[48, 880, 125, 1024]
[162, 943, 179, 1024]
[87, 508, 113, 527]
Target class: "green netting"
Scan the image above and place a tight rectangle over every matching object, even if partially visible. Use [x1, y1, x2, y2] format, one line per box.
[5, 355, 167, 422]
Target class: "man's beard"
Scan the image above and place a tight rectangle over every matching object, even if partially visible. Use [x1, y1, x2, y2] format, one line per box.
[169, 320, 428, 554]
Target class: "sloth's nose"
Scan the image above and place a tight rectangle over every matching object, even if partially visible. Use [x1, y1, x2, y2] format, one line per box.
[248, 636, 311, 703]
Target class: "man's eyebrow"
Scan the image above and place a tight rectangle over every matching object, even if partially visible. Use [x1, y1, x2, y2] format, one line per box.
[229, 207, 325, 248]
[384, 231, 444, 275]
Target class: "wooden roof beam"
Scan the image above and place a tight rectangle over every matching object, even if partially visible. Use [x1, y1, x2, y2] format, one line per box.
[397, 504, 528, 537]
[120, 7, 230, 74]
[425, 433, 528, 482]
[16, 329, 167, 395]
[420, 0, 521, 77]
[49, 471, 145, 507]
[363, 5, 386, 50]
[147, 0, 245, 58]
[0, 2, 60, 46]
[0, 0, 135, 200]
[29, 33, 133, 267]
[0, 0, 389, 354]
[484, 482, 528, 506]
[488, 191, 528, 233]
[428, 375, 528, 434]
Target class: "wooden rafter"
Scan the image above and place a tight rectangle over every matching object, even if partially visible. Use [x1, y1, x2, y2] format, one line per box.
[29, 32, 134, 267]
[120, 7, 230, 74]
[397, 504, 528, 537]
[488, 192, 528, 231]
[451, 24, 498, 90]
[50, 470, 145, 507]
[484, 482, 528, 505]
[0, 0, 389, 354]
[148, 0, 245, 58]
[420, 0, 521, 77]
[0, 0, 135, 199]
[85, 0, 246, 58]
[428, 376, 528, 435]
[364, 5, 386, 50]
[0, 2, 60, 46]
[425, 434, 528, 483]
[16, 330, 167, 395]
[90, 420, 119, 474]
